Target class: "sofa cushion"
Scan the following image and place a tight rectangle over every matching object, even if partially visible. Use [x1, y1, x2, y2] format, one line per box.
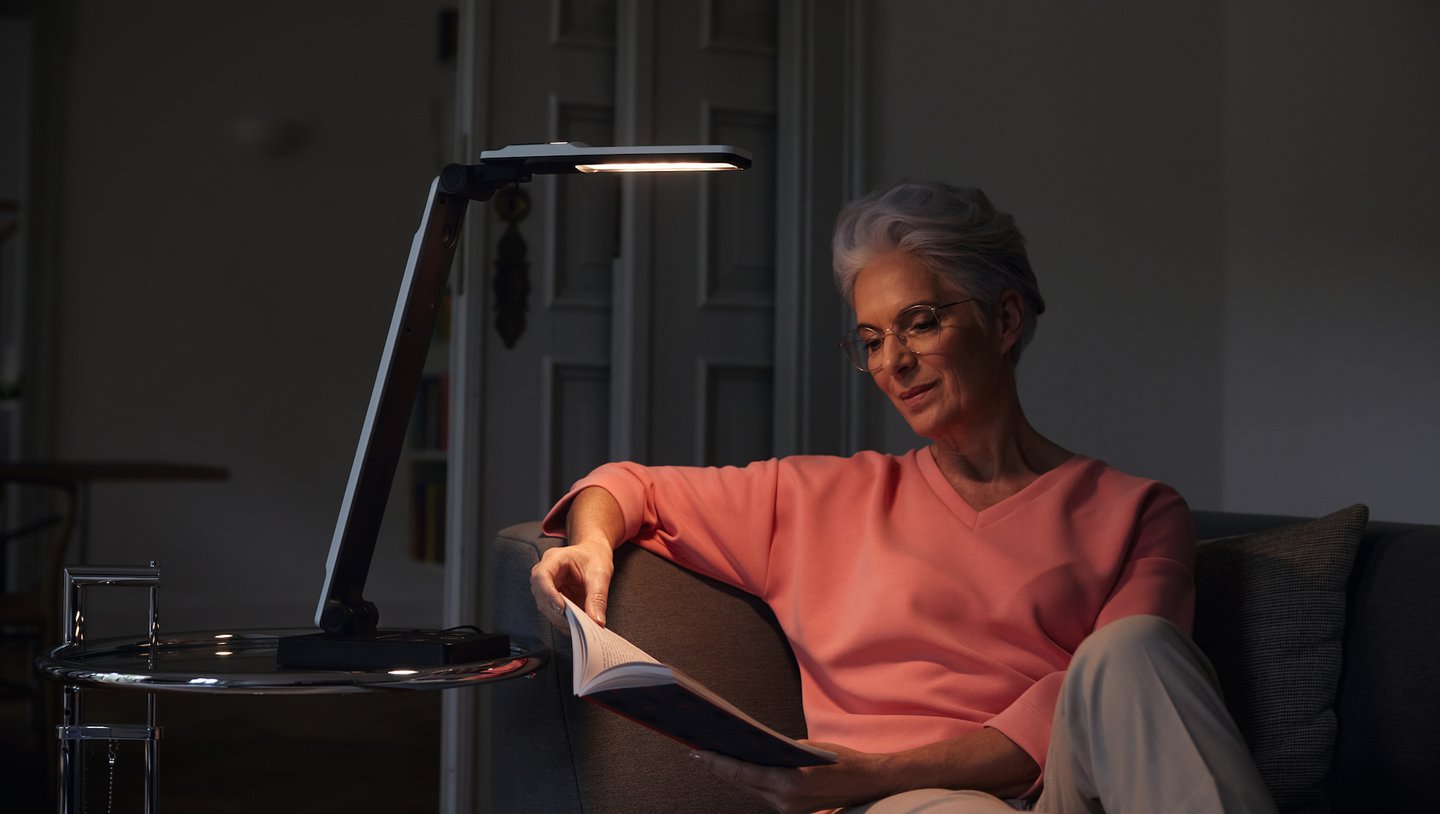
[1192, 503, 1367, 814]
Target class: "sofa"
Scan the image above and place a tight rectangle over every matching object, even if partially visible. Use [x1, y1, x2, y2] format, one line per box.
[486, 506, 1439, 813]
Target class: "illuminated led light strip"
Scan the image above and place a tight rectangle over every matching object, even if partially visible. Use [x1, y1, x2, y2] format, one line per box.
[576, 161, 743, 173]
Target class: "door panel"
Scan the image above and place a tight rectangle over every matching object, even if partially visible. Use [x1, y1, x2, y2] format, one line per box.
[477, 0, 779, 549]
[478, 1, 620, 543]
[647, 0, 778, 466]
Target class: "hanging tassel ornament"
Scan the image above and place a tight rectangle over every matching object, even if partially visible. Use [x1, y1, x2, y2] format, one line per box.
[492, 185, 531, 348]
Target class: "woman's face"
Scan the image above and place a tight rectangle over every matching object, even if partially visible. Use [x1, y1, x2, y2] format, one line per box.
[851, 250, 1016, 442]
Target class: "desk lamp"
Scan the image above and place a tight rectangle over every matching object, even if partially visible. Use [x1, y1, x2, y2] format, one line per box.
[276, 143, 751, 669]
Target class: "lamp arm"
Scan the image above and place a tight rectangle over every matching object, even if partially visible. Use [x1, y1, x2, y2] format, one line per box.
[315, 179, 469, 635]
[314, 161, 544, 636]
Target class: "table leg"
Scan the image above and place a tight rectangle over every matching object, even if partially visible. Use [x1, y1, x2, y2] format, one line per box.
[144, 692, 158, 813]
[58, 652, 83, 811]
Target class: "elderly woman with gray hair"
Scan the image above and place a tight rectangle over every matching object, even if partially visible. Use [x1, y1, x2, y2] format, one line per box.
[531, 182, 1274, 813]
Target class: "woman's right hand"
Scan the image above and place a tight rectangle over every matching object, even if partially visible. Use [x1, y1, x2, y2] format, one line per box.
[530, 538, 615, 630]
[530, 486, 626, 630]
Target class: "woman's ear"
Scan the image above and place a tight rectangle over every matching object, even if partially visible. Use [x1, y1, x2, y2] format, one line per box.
[995, 290, 1025, 360]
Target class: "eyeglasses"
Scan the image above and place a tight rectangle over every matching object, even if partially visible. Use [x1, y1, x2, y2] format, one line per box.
[839, 300, 975, 372]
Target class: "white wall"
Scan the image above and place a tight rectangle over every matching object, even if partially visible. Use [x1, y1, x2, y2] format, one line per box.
[869, 1, 1439, 523]
[868, 1, 1226, 507]
[1220, 1, 1440, 524]
[53, 2, 452, 630]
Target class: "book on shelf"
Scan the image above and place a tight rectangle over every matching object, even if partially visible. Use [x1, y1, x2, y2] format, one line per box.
[407, 469, 446, 564]
[562, 597, 837, 767]
[408, 373, 450, 452]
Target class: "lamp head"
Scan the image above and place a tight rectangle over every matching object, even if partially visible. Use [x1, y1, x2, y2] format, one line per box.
[439, 142, 751, 200]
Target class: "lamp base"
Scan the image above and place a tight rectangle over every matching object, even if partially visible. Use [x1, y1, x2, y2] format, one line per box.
[275, 628, 510, 670]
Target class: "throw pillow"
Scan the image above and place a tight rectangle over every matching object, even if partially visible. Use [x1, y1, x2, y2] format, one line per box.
[1192, 503, 1368, 814]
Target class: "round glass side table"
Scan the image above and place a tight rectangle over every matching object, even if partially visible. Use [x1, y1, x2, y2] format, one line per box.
[38, 628, 543, 693]
[37, 629, 545, 812]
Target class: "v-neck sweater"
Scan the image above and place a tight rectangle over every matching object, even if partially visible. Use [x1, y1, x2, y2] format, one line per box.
[542, 450, 1195, 779]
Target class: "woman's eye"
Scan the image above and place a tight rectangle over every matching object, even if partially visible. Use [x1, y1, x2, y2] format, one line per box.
[906, 315, 938, 334]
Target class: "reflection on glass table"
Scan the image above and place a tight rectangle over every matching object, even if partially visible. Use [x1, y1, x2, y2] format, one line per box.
[38, 628, 544, 694]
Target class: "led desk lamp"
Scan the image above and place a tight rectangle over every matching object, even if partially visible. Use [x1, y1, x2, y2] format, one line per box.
[276, 143, 751, 669]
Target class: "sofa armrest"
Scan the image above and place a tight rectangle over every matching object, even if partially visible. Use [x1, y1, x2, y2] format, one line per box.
[485, 522, 807, 813]
[485, 523, 580, 812]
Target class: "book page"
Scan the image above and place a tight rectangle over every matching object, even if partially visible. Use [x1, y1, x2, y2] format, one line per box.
[561, 600, 838, 766]
[564, 597, 660, 689]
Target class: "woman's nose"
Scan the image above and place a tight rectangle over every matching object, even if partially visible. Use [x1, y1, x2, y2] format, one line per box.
[880, 333, 916, 374]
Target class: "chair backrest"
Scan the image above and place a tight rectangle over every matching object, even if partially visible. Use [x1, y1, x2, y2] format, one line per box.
[0, 480, 78, 640]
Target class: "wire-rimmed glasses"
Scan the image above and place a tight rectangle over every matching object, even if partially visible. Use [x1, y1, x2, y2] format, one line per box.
[839, 300, 975, 372]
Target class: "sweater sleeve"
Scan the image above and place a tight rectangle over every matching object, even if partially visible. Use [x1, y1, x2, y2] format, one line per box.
[984, 482, 1197, 795]
[984, 669, 1063, 791]
[1092, 484, 1197, 634]
[541, 459, 781, 596]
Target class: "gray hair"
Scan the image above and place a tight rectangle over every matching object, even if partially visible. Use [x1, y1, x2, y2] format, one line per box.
[832, 182, 1046, 364]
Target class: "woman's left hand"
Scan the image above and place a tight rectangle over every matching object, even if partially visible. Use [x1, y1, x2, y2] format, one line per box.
[688, 743, 892, 814]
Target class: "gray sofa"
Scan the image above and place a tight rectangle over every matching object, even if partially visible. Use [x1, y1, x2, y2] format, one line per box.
[486, 507, 1439, 813]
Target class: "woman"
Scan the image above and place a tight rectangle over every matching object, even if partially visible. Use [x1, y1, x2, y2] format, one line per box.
[531, 182, 1273, 813]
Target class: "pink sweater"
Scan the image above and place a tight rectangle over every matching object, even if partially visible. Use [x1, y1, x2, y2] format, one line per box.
[542, 450, 1195, 782]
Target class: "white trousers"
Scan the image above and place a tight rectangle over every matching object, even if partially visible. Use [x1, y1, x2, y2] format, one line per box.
[847, 616, 1277, 814]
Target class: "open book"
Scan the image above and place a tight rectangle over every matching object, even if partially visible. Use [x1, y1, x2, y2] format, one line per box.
[563, 597, 838, 767]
